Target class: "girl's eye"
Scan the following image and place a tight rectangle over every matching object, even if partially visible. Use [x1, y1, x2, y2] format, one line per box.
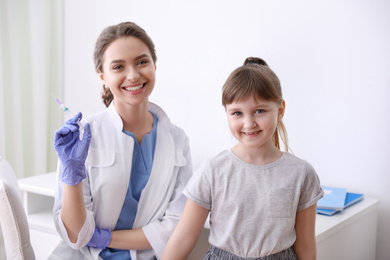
[256, 109, 265, 114]
[233, 112, 242, 116]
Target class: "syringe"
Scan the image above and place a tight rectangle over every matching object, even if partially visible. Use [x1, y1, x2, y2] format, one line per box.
[56, 98, 83, 129]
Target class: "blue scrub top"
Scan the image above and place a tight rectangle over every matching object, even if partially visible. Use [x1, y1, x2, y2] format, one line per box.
[99, 114, 158, 260]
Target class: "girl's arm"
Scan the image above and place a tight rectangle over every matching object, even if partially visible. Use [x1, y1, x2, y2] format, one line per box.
[294, 203, 317, 260]
[162, 199, 209, 260]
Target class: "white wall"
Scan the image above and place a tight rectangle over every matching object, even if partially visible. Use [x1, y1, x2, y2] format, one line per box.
[63, 1, 390, 259]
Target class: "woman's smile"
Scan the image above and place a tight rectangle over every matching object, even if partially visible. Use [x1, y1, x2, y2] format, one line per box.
[122, 82, 146, 93]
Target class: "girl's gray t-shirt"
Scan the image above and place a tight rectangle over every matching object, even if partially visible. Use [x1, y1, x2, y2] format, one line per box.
[183, 150, 323, 258]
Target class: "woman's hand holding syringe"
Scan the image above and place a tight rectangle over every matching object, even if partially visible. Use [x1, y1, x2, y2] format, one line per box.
[54, 98, 91, 186]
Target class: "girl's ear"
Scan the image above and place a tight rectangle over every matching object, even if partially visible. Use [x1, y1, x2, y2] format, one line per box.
[278, 100, 286, 121]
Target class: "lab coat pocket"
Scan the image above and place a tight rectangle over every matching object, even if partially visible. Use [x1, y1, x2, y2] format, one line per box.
[174, 152, 187, 167]
[85, 149, 129, 224]
[267, 188, 293, 218]
[85, 149, 120, 188]
[85, 148, 115, 168]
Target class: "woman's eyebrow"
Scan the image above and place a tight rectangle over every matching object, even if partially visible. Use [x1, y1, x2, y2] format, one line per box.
[109, 54, 151, 65]
[109, 59, 125, 65]
[135, 54, 150, 60]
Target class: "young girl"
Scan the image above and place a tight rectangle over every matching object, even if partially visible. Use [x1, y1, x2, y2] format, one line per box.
[50, 22, 193, 259]
[162, 57, 323, 260]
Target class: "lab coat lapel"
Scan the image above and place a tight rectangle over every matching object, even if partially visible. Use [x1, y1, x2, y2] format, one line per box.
[133, 104, 176, 227]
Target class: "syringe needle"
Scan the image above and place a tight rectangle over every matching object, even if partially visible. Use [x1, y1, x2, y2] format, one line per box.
[55, 98, 83, 128]
[56, 99, 73, 117]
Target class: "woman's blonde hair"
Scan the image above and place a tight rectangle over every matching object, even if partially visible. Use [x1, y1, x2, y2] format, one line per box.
[222, 57, 290, 152]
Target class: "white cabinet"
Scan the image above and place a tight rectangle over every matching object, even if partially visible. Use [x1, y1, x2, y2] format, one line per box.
[18, 172, 60, 260]
[316, 197, 379, 260]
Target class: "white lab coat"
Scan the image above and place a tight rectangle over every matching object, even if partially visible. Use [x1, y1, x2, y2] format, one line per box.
[50, 102, 193, 260]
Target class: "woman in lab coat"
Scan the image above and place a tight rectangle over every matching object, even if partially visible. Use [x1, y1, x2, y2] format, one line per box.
[50, 22, 193, 260]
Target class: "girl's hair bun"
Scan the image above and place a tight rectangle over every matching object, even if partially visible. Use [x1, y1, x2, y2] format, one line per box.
[244, 57, 268, 66]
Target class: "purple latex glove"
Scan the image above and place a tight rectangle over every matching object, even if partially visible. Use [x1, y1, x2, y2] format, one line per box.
[86, 227, 112, 249]
[54, 112, 91, 185]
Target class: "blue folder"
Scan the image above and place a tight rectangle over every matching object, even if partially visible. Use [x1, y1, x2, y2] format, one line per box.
[316, 192, 364, 216]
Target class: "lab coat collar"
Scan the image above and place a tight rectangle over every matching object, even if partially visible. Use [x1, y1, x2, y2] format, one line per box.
[106, 101, 171, 132]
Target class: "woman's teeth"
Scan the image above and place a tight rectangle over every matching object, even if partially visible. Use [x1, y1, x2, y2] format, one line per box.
[124, 84, 144, 91]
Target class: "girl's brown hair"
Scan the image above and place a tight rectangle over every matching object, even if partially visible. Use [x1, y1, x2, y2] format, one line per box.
[93, 22, 157, 107]
[222, 57, 289, 151]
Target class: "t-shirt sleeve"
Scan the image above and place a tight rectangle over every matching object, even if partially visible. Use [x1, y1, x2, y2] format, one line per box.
[183, 159, 212, 210]
[297, 162, 324, 211]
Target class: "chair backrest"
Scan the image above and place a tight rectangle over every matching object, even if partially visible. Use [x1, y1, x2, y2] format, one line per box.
[0, 156, 35, 260]
[0, 224, 5, 259]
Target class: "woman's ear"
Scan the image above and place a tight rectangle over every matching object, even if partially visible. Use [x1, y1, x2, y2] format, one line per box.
[99, 71, 109, 88]
[99, 71, 104, 82]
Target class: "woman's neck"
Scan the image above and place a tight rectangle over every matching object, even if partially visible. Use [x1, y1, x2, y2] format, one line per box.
[115, 101, 154, 144]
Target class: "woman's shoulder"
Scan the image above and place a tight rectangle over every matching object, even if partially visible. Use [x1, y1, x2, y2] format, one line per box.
[149, 102, 189, 140]
[83, 107, 110, 124]
[168, 122, 189, 141]
[82, 107, 124, 147]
